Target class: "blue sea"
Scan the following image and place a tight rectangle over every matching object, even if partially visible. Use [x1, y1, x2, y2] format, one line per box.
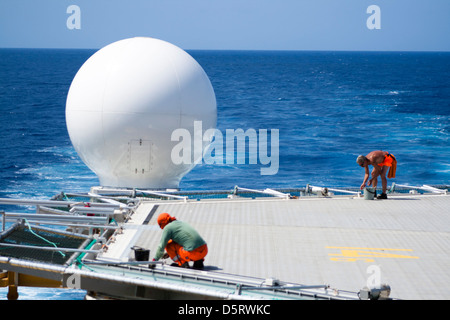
[0, 49, 449, 299]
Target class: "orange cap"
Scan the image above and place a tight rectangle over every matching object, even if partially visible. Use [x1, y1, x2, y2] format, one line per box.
[157, 213, 176, 229]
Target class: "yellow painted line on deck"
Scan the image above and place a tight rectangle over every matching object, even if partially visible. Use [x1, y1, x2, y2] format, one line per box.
[326, 246, 419, 262]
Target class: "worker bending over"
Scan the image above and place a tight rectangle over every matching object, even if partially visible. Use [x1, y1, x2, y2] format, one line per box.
[356, 150, 397, 199]
[152, 213, 208, 269]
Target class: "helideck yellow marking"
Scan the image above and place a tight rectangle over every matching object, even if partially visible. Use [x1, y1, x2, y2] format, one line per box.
[326, 246, 419, 262]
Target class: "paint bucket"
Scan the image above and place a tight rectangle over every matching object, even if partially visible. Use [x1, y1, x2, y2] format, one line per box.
[131, 246, 150, 261]
[364, 187, 376, 200]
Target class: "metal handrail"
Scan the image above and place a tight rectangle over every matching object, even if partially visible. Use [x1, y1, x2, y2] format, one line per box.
[0, 242, 101, 254]
[136, 189, 188, 202]
[0, 197, 120, 208]
[233, 186, 290, 199]
[2, 212, 108, 224]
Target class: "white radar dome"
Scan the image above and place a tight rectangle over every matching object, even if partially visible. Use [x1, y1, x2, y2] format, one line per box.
[66, 37, 217, 189]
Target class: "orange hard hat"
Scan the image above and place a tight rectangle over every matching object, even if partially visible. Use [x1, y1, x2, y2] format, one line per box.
[157, 213, 176, 229]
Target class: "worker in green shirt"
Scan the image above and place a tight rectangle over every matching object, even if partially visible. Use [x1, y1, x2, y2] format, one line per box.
[152, 212, 208, 269]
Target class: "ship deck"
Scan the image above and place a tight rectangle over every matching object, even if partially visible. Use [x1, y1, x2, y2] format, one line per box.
[98, 192, 450, 300]
[0, 187, 449, 300]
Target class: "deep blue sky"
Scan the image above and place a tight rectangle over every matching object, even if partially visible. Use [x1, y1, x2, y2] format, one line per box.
[0, 0, 449, 51]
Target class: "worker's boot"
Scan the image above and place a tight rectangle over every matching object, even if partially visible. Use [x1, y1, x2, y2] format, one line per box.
[377, 193, 388, 199]
[193, 259, 204, 270]
[172, 262, 190, 268]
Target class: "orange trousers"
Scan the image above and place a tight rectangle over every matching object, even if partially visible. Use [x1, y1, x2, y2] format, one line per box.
[165, 240, 208, 266]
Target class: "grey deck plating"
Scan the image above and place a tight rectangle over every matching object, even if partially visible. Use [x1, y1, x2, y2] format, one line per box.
[98, 193, 450, 300]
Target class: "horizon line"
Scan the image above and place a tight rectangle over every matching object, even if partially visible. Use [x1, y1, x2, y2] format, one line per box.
[1, 46, 449, 54]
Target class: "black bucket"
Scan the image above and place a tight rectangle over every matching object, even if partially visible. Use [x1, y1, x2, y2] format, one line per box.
[131, 246, 150, 261]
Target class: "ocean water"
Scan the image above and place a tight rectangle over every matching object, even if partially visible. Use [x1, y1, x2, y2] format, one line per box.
[0, 49, 449, 299]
